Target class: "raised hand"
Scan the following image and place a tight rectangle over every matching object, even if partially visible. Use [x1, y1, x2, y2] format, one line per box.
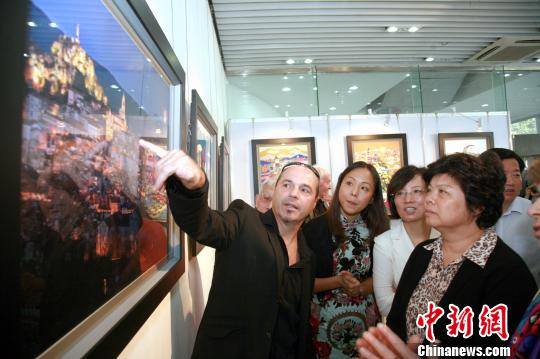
[139, 139, 205, 191]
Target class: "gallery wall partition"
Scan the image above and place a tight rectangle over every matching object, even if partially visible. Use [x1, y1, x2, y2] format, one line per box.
[15, 0, 187, 356]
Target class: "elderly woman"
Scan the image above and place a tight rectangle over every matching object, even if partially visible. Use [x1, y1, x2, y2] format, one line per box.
[373, 166, 439, 317]
[384, 153, 536, 349]
[357, 155, 540, 359]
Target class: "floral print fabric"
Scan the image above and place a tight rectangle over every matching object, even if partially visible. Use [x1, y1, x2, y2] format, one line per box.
[310, 215, 380, 358]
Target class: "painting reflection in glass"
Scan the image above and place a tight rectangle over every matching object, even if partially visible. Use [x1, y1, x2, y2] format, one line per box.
[20, 0, 170, 355]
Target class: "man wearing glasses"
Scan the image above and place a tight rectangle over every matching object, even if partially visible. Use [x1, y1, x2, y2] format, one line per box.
[152, 146, 320, 359]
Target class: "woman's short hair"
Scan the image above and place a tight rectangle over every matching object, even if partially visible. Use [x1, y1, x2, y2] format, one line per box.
[387, 165, 426, 219]
[424, 153, 504, 229]
[527, 159, 540, 185]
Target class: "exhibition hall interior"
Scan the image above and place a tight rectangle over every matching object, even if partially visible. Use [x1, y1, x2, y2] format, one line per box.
[5, 0, 540, 358]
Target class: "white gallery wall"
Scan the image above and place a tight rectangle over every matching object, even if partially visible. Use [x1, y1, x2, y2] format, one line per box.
[118, 0, 226, 358]
[230, 112, 510, 205]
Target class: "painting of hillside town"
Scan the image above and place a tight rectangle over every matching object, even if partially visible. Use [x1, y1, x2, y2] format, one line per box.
[20, 0, 170, 356]
[347, 134, 408, 199]
[251, 137, 316, 196]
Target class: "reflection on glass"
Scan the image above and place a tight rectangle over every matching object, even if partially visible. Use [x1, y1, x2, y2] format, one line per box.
[197, 118, 217, 208]
[21, 0, 170, 355]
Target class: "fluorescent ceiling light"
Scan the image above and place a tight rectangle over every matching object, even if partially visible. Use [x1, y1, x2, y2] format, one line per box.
[281, 87, 291, 92]
[27, 21, 37, 27]
[329, 106, 336, 111]
[411, 84, 417, 89]
[481, 104, 489, 107]
[432, 88, 438, 92]
[286, 59, 295, 65]
[408, 26, 420, 33]
[536, 58, 540, 62]
[386, 26, 398, 33]
[283, 76, 288, 80]
[304, 58, 313, 64]
[425, 57, 434, 62]
[49, 22, 58, 28]
[349, 85, 359, 91]
[312, 87, 317, 91]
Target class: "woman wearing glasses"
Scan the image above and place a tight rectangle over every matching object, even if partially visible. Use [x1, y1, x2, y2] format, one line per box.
[303, 161, 389, 358]
[372, 166, 439, 318]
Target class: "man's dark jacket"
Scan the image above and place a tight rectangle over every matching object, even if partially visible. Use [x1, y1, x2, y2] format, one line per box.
[167, 178, 315, 359]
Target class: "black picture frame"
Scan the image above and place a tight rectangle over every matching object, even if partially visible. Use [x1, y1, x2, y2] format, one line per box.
[438, 132, 494, 158]
[188, 89, 218, 256]
[346, 134, 408, 199]
[13, 0, 187, 357]
[251, 137, 317, 199]
[218, 136, 231, 211]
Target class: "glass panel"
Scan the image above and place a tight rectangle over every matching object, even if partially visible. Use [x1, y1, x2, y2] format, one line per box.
[419, 67, 506, 114]
[196, 119, 217, 208]
[505, 69, 540, 165]
[317, 69, 421, 115]
[21, 0, 171, 355]
[227, 70, 319, 118]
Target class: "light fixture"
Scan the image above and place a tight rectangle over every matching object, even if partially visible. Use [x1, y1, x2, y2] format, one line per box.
[347, 90, 352, 94]
[283, 76, 288, 80]
[110, 84, 119, 89]
[49, 22, 58, 28]
[518, 73, 523, 77]
[286, 59, 295, 65]
[432, 88, 438, 92]
[155, 128, 162, 134]
[299, 75, 304, 79]
[281, 87, 291, 92]
[411, 84, 417, 89]
[408, 26, 420, 33]
[23, 53, 29, 57]
[27, 21, 37, 27]
[386, 26, 398, 33]
[349, 85, 359, 91]
[329, 106, 336, 111]
[274, 105, 280, 108]
[146, 58, 151, 63]
[312, 87, 317, 91]
[536, 58, 540, 63]
[443, 101, 448, 104]
[481, 103, 489, 107]
[286, 104, 291, 108]
[139, 106, 145, 110]
[504, 73, 510, 77]
[334, 90, 340, 94]
[304, 58, 313, 64]
[241, 72, 248, 77]
[405, 73, 411, 77]
[425, 57, 434, 62]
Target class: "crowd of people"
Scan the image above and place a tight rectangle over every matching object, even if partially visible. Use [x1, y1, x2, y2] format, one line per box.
[153, 144, 540, 359]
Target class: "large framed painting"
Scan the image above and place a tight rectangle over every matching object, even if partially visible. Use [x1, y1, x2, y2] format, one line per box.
[438, 132, 494, 157]
[346, 134, 408, 199]
[251, 137, 316, 198]
[189, 89, 218, 256]
[218, 136, 231, 211]
[14, 0, 187, 356]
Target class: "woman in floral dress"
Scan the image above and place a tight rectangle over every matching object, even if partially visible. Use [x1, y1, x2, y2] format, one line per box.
[304, 161, 389, 358]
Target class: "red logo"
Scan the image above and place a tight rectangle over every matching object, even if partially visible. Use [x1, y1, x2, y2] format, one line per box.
[416, 301, 445, 342]
[478, 304, 509, 341]
[446, 304, 474, 338]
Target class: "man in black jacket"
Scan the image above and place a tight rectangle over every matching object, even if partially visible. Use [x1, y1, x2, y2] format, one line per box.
[152, 148, 320, 359]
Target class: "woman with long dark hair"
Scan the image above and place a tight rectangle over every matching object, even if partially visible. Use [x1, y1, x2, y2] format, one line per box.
[304, 161, 389, 358]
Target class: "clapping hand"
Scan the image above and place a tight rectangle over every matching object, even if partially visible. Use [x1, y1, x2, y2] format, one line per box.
[356, 323, 422, 359]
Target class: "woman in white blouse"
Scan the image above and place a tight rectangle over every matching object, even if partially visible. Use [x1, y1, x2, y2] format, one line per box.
[373, 166, 439, 317]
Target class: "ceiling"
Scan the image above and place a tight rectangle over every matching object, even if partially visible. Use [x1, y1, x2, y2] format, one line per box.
[211, 0, 540, 74]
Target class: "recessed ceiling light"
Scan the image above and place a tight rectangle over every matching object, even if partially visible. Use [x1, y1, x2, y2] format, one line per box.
[329, 106, 336, 111]
[411, 84, 417, 89]
[443, 101, 448, 104]
[425, 57, 434, 62]
[481, 103, 489, 107]
[349, 85, 359, 91]
[286, 59, 295, 65]
[304, 58, 313, 64]
[49, 22, 58, 28]
[286, 104, 291, 108]
[27, 21, 37, 27]
[310, 104, 313, 107]
[283, 76, 288, 80]
[110, 84, 119, 89]
[274, 105, 280, 108]
[504, 73, 510, 77]
[405, 73, 411, 77]
[518, 73, 523, 76]
[281, 87, 291, 92]
[312, 75, 317, 79]
[386, 26, 398, 33]
[299, 75, 304, 79]
[347, 90, 352, 94]
[536, 58, 540, 63]
[334, 90, 340, 94]
[367, 102, 371, 105]
[146, 58, 151, 63]
[408, 26, 420, 33]
[312, 87, 317, 91]
[242, 72, 248, 77]
[139, 106, 145, 110]
[23, 53, 29, 57]
[432, 88, 438, 92]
